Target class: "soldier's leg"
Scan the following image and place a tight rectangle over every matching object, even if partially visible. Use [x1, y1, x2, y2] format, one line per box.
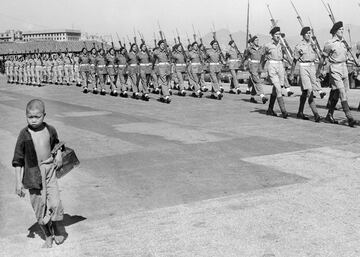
[339, 76, 356, 126]
[176, 70, 186, 96]
[209, 71, 222, 99]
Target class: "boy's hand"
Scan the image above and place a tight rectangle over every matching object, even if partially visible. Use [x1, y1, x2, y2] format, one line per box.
[15, 182, 25, 198]
[54, 150, 63, 168]
[40, 156, 54, 164]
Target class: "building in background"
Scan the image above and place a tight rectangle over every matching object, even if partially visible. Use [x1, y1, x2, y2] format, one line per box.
[22, 29, 81, 42]
[0, 30, 23, 42]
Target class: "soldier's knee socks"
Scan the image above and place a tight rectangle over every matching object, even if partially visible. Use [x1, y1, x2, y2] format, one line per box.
[277, 96, 287, 115]
[308, 91, 319, 115]
[341, 101, 354, 121]
[327, 89, 339, 115]
[298, 90, 308, 114]
[268, 93, 277, 111]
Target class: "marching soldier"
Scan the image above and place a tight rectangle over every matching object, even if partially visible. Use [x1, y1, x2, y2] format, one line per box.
[187, 42, 204, 98]
[63, 51, 73, 86]
[79, 47, 90, 93]
[204, 40, 224, 100]
[106, 46, 119, 96]
[116, 46, 129, 97]
[262, 26, 289, 118]
[96, 47, 108, 95]
[198, 43, 210, 92]
[243, 36, 268, 104]
[127, 43, 141, 99]
[172, 44, 187, 96]
[289, 26, 321, 122]
[72, 53, 81, 87]
[321, 21, 357, 127]
[88, 46, 98, 93]
[152, 40, 172, 103]
[136, 42, 152, 101]
[226, 40, 242, 94]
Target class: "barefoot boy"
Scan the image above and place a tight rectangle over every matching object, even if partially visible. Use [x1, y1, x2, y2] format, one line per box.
[12, 99, 65, 248]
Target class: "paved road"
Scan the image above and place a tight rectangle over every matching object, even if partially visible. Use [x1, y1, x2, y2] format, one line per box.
[0, 78, 359, 256]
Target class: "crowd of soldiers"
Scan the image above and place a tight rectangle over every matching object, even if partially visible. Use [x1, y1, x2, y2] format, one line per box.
[3, 21, 360, 127]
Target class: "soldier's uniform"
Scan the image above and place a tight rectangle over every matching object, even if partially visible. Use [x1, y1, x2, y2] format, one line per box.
[34, 54, 43, 86]
[29, 56, 36, 85]
[263, 26, 288, 118]
[14, 57, 20, 83]
[5, 57, 10, 83]
[79, 48, 90, 93]
[226, 40, 242, 94]
[152, 40, 172, 103]
[73, 54, 81, 86]
[106, 48, 119, 96]
[57, 54, 65, 84]
[187, 42, 204, 97]
[88, 48, 98, 93]
[322, 21, 356, 127]
[243, 36, 268, 104]
[116, 47, 129, 97]
[18, 57, 24, 84]
[63, 53, 73, 85]
[51, 55, 58, 84]
[96, 48, 108, 95]
[204, 40, 224, 100]
[291, 26, 321, 122]
[9, 56, 14, 83]
[136, 44, 151, 100]
[172, 44, 187, 96]
[127, 45, 140, 99]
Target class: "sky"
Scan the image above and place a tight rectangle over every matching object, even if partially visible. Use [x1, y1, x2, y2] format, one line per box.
[1, 0, 360, 41]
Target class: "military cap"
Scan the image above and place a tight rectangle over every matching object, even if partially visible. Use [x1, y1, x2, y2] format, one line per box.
[191, 41, 198, 47]
[119, 46, 126, 52]
[140, 43, 146, 50]
[187, 44, 193, 50]
[172, 44, 179, 51]
[330, 21, 343, 34]
[248, 35, 258, 44]
[130, 43, 137, 50]
[157, 39, 165, 46]
[228, 40, 234, 45]
[108, 47, 115, 54]
[270, 26, 280, 35]
[210, 40, 218, 46]
[300, 26, 311, 36]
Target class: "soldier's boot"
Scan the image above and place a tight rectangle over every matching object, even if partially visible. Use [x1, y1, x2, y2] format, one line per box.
[325, 89, 339, 124]
[266, 94, 278, 116]
[308, 92, 321, 122]
[297, 90, 309, 120]
[40, 223, 53, 248]
[341, 101, 356, 127]
[52, 221, 66, 245]
[277, 97, 288, 119]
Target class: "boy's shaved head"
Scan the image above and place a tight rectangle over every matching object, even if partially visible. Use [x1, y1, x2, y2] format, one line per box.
[26, 99, 45, 114]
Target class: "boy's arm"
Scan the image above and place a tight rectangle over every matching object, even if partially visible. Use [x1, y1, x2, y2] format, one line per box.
[15, 166, 25, 197]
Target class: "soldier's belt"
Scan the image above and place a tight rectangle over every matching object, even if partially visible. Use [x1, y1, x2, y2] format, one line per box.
[80, 64, 89, 66]
[299, 62, 315, 66]
[139, 63, 151, 66]
[107, 65, 114, 67]
[209, 62, 220, 65]
[228, 59, 239, 62]
[176, 64, 186, 66]
[158, 62, 170, 65]
[249, 60, 260, 63]
[97, 65, 106, 67]
[268, 60, 283, 64]
[129, 64, 138, 67]
[90, 64, 95, 66]
[117, 65, 126, 68]
[191, 62, 201, 65]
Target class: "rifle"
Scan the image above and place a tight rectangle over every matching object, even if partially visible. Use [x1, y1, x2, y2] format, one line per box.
[176, 28, 188, 60]
[246, 0, 250, 49]
[192, 24, 197, 42]
[138, 31, 151, 60]
[321, 1, 359, 66]
[153, 32, 157, 49]
[211, 23, 226, 62]
[157, 21, 172, 60]
[229, 33, 243, 60]
[266, 4, 294, 65]
[290, 1, 322, 60]
[133, 28, 138, 53]
[126, 35, 132, 48]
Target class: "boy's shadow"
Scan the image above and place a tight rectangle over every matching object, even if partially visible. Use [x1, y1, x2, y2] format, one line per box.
[27, 213, 86, 240]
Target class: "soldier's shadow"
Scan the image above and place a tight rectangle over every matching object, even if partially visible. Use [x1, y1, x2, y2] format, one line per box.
[27, 213, 86, 240]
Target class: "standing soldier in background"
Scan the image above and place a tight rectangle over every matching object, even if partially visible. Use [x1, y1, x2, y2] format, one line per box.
[243, 36, 268, 104]
[321, 21, 357, 127]
[127, 43, 141, 99]
[9, 55, 14, 83]
[290, 26, 321, 122]
[14, 55, 20, 84]
[24, 54, 30, 85]
[116, 46, 129, 97]
[226, 40, 242, 94]
[5, 56, 10, 83]
[29, 54, 36, 85]
[106, 46, 119, 96]
[204, 40, 224, 100]
[34, 52, 43, 86]
[18, 56, 24, 84]
[57, 53, 65, 85]
[136, 42, 152, 101]
[45, 54, 53, 84]
[262, 26, 289, 118]
[51, 54, 58, 84]
[152, 40, 172, 103]
[172, 43, 187, 96]
[79, 47, 90, 93]
[63, 51, 73, 86]
[96, 47, 108, 95]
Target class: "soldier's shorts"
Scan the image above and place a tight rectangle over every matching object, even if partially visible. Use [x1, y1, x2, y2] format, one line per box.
[329, 63, 349, 91]
[299, 62, 317, 91]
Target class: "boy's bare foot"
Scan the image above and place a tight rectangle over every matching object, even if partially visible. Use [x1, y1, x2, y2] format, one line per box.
[41, 236, 53, 248]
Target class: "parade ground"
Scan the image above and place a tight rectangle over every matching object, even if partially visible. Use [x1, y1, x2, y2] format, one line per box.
[0, 78, 359, 257]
